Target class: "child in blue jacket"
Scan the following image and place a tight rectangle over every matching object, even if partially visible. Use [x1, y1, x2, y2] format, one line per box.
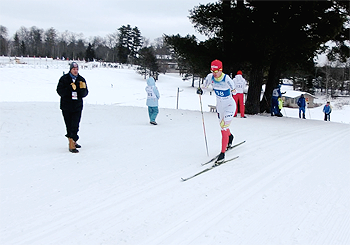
[145, 77, 160, 125]
[323, 101, 332, 121]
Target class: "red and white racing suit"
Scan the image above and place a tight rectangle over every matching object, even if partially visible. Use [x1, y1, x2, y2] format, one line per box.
[203, 73, 236, 153]
[232, 74, 247, 117]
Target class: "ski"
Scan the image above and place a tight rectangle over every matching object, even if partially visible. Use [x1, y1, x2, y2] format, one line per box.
[181, 156, 239, 181]
[201, 140, 246, 166]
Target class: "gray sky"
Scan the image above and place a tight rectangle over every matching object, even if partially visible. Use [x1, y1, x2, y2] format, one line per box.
[0, 0, 214, 42]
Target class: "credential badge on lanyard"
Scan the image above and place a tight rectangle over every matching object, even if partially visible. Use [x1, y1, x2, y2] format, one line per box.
[72, 78, 78, 100]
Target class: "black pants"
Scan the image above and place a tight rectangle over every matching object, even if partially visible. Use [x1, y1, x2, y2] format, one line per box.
[324, 113, 330, 121]
[62, 110, 82, 142]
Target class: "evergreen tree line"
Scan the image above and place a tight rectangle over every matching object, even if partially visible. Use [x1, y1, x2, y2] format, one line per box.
[0, 24, 164, 73]
[164, 0, 350, 114]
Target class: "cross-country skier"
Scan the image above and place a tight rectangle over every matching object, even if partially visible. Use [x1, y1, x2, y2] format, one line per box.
[197, 59, 236, 163]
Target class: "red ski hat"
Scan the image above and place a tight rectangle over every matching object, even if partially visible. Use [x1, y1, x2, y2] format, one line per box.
[211, 59, 223, 71]
[237, 70, 242, 75]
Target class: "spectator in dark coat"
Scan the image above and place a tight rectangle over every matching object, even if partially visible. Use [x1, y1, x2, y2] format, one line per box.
[57, 62, 88, 153]
[297, 94, 306, 119]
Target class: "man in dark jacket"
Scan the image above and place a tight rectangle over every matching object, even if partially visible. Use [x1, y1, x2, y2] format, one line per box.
[57, 62, 88, 153]
[297, 94, 306, 119]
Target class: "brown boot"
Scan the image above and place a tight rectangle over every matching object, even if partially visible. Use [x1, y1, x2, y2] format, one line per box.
[68, 138, 79, 153]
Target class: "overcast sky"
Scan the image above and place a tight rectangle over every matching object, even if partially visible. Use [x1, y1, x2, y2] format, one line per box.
[0, 0, 215, 42]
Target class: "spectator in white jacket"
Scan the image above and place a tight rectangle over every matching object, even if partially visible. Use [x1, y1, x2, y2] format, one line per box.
[232, 70, 247, 118]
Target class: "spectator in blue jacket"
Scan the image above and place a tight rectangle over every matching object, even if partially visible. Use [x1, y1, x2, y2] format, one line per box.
[297, 94, 306, 119]
[323, 101, 332, 121]
[145, 77, 160, 125]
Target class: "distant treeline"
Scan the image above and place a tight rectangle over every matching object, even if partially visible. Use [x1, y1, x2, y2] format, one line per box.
[0, 24, 173, 77]
[0, 24, 170, 64]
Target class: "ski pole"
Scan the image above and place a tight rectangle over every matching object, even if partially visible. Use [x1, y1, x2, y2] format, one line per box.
[307, 104, 311, 119]
[199, 94, 209, 156]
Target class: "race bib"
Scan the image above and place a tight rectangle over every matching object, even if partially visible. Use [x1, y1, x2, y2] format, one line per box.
[72, 92, 78, 100]
[214, 89, 230, 97]
[146, 87, 156, 98]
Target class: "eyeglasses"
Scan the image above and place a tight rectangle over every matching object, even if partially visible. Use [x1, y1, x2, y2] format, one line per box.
[211, 69, 222, 73]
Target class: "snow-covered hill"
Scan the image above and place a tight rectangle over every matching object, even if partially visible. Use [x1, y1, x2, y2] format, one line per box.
[1, 66, 349, 244]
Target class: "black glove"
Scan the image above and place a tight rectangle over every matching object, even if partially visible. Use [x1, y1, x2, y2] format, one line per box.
[197, 87, 203, 95]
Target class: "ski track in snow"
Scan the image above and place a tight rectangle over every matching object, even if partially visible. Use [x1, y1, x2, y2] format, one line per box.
[1, 101, 349, 245]
[2, 104, 350, 245]
[141, 121, 350, 245]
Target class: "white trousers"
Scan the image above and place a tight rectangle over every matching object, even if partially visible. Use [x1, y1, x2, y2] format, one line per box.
[216, 96, 236, 129]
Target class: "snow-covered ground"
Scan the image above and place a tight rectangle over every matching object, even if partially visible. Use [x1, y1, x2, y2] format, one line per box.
[1, 64, 349, 244]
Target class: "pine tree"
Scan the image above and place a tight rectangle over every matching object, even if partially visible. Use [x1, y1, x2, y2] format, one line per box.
[116, 25, 143, 64]
[137, 47, 159, 79]
[13, 32, 20, 56]
[85, 43, 95, 61]
[20, 41, 26, 56]
[164, 34, 211, 86]
[0, 25, 8, 56]
[44, 28, 57, 58]
[130, 27, 142, 63]
[28, 26, 43, 56]
[116, 25, 132, 63]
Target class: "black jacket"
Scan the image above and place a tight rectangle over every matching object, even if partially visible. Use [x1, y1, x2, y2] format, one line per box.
[57, 73, 88, 111]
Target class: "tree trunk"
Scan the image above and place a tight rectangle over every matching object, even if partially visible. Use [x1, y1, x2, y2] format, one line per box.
[222, 0, 232, 72]
[245, 64, 264, 114]
[261, 57, 281, 113]
[236, 0, 244, 8]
